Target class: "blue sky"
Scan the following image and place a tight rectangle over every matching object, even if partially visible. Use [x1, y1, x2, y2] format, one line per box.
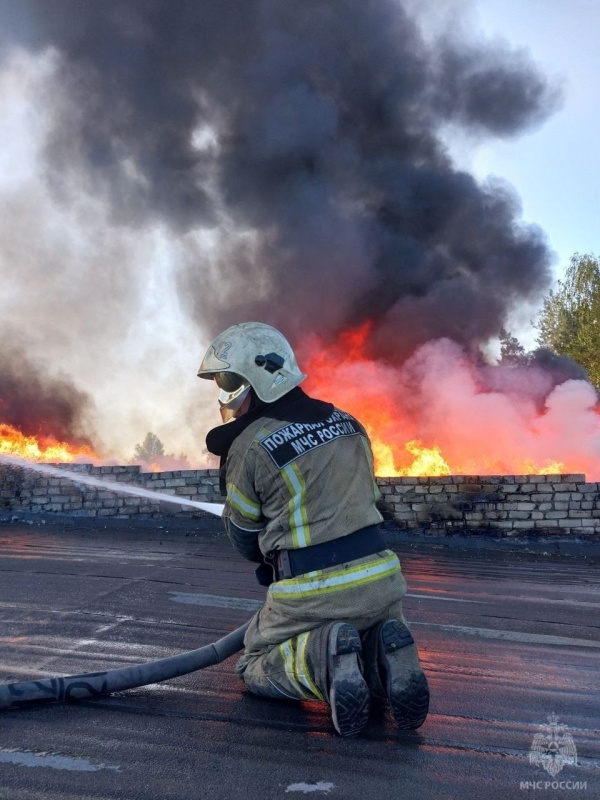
[468, 0, 599, 277]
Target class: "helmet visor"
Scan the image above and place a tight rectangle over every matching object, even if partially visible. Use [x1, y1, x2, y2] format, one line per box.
[214, 371, 247, 393]
[214, 372, 251, 422]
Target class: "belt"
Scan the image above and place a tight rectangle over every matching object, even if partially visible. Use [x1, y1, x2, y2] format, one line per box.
[269, 524, 386, 582]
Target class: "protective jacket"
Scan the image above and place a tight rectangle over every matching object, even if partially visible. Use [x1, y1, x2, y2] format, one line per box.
[207, 387, 404, 610]
[206, 388, 407, 698]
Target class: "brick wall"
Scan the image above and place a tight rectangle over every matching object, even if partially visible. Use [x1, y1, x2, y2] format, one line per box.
[1, 464, 599, 538]
[377, 474, 600, 538]
[0, 464, 222, 519]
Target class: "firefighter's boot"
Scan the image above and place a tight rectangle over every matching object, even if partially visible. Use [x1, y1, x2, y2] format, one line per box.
[313, 622, 370, 737]
[362, 619, 429, 730]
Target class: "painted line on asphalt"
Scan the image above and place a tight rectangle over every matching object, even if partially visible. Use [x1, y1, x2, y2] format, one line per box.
[0, 639, 173, 665]
[410, 594, 600, 609]
[167, 593, 600, 648]
[0, 748, 120, 772]
[411, 621, 600, 648]
[285, 782, 336, 794]
[499, 596, 600, 610]
[405, 593, 483, 603]
[168, 592, 263, 611]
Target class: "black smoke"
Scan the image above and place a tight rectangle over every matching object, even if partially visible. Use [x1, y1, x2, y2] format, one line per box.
[0, 0, 561, 363]
[0, 343, 94, 444]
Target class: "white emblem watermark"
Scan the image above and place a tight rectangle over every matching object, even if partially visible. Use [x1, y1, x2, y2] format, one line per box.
[530, 714, 577, 777]
[520, 714, 587, 792]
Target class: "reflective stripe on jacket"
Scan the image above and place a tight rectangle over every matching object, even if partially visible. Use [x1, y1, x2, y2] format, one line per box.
[223, 406, 383, 558]
[220, 405, 404, 604]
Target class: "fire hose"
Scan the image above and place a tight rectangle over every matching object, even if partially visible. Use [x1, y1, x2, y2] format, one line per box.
[0, 478, 251, 711]
[0, 622, 250, 711]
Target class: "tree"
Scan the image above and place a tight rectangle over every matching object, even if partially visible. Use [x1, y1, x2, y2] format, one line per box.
[499, 327, 529, 366]
[536, 253, 600, 389]
[133, 432, 165, 463]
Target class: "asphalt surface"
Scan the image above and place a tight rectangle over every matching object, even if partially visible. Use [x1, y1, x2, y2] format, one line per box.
[0, 518, 598, 800]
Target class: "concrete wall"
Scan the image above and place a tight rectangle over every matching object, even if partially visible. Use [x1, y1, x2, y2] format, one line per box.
[1, 464, 599, 538]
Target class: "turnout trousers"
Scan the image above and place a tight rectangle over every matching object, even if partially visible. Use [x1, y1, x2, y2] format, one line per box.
[236, 550, 408, 701]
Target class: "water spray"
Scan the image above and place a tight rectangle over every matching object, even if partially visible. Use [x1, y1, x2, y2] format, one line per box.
[0, 455, 251, 712]
[0, 455, 225, 516]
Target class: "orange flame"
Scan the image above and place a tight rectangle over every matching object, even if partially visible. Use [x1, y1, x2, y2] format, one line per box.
[0, 423, 97, 463]
[300, 326, 584, 477]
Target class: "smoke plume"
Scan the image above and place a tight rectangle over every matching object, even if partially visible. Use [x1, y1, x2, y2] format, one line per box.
[0, 342, 93, 445]
[0, 1, 559, 351]
[0, 1, 571, 461]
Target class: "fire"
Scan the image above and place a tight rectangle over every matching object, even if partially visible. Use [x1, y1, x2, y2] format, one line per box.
[2, 325, 598, 480]
[403, 441, 452, 477]
[0, 423, 97, 463]
[300, 325, 600, 478]
[371, 438, 451, 477]
[302, 325, 455, 477]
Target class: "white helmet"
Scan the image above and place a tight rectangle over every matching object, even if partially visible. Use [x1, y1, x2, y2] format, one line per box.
[198, 322, 306, 420]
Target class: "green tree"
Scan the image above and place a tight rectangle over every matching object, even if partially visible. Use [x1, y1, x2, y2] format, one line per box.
[536, 253, 600, 389]
[133, 432, 165, 462]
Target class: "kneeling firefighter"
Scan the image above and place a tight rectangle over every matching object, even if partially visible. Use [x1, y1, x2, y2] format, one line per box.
[198, 322, 429, 737]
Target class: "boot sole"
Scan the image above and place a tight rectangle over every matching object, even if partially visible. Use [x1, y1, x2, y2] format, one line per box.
[380, 620, 429, 730]
[328, 624, 370, 738]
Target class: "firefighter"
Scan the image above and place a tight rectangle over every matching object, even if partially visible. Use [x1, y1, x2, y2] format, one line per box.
[198, 322, 429, 737]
